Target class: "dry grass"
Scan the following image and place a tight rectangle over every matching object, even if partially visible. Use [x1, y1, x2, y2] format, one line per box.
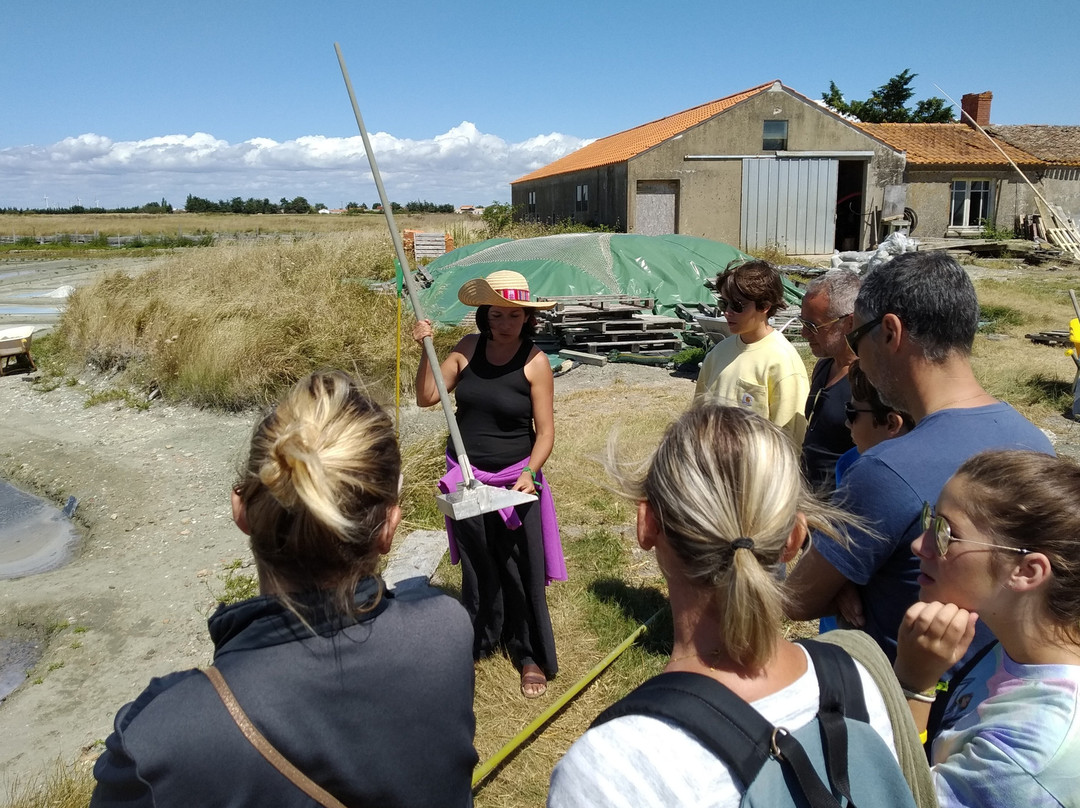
[429, 381, 685, 807]
[57, 231, 467, 410]
[0, 211, 484, 239]
[971, 272, 1080, 422]
[3, 758, 95, 808]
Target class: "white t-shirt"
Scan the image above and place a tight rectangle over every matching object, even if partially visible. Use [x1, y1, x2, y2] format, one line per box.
[547, 645, 896, 808]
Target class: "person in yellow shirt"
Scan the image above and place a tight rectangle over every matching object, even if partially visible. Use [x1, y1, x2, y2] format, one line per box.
[694, 260, 808, 444]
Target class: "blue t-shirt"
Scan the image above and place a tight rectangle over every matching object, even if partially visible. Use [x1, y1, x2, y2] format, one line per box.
[814, 403, 1054, 664]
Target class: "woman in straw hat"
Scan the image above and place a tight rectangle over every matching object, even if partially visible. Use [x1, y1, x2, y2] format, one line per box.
[413, 270, 566, 699]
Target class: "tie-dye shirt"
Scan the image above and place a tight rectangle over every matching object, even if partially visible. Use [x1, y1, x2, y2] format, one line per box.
[932, 646, 1080, 808]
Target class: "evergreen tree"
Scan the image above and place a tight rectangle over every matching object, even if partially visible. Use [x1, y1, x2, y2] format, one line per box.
[823, 70, 954, 123]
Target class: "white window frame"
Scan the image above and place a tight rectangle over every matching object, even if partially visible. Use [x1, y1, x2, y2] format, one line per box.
[950, 179, 992, 232]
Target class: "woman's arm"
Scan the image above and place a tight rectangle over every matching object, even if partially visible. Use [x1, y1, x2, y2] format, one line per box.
[412, 320, 472, 407]
[894, 601, 978, 734]
[517, 348, 554, 494]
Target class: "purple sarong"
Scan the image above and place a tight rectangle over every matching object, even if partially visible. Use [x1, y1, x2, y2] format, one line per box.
[438, 454, 567, 584]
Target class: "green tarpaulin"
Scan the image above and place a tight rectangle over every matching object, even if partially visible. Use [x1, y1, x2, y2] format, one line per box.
[418, 233, 802, 326]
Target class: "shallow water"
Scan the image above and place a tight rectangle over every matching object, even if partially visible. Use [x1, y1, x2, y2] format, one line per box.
[0, 305, 61, 315]
[0, 480, 79, 579]
[0, 638, 41, 702]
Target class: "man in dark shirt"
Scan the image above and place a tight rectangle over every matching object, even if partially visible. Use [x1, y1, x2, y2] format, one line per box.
[799, 270, 860, 493]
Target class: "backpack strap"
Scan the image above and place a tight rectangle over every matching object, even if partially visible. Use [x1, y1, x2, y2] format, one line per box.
[591, 670, 845, 808]
[798, 640, 868, 807]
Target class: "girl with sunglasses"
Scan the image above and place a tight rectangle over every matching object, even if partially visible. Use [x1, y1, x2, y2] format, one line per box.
[893, 449, 1080, 808]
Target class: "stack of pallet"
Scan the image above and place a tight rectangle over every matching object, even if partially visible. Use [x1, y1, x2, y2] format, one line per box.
[402, 230, 454, 261]
[533, 295, 686, 355]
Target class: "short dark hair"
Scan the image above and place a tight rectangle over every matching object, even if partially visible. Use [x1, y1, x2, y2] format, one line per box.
[716, 260, 786, 317]
[854, 252, 978, 361]
[848, 360, 915, 430]
[474, 304, 538, 339]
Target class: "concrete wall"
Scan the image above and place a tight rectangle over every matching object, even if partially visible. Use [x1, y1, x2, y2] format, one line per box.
[626, 85, 896, 249]
[903, 168, 1056, 237]
[1042, 167, 1080, 224]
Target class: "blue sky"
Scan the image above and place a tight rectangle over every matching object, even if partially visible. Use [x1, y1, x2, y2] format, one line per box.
[2, 0, 1077, 210]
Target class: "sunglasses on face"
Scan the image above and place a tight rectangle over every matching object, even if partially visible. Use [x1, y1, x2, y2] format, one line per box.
[919, 502, 1032, 559]
[718, 297, 749, 314]
[845, 315, 884, 356]
[844, 403, 874, 423]
[799, 313, 851, 334]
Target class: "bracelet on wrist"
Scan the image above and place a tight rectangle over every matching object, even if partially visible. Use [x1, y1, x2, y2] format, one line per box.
[900, 683, 939, 703]
[521, 466, 537, 482]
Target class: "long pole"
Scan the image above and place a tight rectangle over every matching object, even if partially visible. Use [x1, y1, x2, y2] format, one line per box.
[471, 607, 666, 790]
[334, 43, 476, 488]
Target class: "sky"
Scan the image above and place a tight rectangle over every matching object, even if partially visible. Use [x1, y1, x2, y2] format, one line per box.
[3, 0, 1077, 212]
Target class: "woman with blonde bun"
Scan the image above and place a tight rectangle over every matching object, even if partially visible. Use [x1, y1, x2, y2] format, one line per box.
[91, 371, 477, 808]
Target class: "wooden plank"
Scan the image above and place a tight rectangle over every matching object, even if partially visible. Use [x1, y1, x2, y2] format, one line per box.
[557, 349, 608, 366]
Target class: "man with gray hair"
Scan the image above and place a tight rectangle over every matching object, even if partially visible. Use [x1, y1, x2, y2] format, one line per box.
[785, 251, 1053, 734]
[799, 270, 860, 493]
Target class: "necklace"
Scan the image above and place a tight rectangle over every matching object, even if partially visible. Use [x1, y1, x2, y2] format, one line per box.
[668, 649, 724, 669]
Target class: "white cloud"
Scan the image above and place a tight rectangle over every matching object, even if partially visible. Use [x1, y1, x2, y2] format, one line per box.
[0, 124, 593, 209]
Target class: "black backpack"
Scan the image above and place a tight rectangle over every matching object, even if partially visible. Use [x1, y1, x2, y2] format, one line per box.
[591, 640, 917, 808]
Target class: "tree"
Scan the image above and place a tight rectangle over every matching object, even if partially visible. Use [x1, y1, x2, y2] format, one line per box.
[822, 70, 954, 123]
[480, 201, 515, 235]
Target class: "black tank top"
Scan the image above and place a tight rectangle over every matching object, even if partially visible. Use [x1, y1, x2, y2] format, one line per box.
[452, 335, 536, 471]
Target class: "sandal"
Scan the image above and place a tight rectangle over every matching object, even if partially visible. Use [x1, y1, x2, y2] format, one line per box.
[520, 663, 547, 699]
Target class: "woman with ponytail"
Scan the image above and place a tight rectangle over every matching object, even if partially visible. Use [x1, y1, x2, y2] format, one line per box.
[91, 371, 477, 808]
[549, 405, 915, 807]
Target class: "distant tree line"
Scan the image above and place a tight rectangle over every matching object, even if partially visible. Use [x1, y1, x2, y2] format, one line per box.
[2, 196, 467, 215]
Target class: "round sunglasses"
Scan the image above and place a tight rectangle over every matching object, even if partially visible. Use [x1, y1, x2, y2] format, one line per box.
[919, 502, 1031, 559]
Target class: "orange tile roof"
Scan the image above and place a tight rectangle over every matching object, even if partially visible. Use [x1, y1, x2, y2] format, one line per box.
[512, 81, 777, 184]
[856, 123, 1043, 167]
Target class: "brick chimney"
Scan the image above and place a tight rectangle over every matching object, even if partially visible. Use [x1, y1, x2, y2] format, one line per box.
[960, 92, 993, 128]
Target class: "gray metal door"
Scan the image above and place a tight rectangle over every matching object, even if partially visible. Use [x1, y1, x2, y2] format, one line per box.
[635, 180, 678, 235]
[741, 158, 837, 254]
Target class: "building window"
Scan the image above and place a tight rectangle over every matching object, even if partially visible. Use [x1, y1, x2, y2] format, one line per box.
[763, 120, 788, 151]
[950, 180, 992, 228]
[527, 191, 536, 214]
[576, 184, 589, 213]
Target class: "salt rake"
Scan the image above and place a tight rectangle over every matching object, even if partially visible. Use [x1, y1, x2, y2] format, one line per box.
[334, 43, 536, 521]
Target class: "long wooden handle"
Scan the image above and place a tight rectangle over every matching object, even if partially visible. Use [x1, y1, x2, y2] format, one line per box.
[334, 43, 475, 486]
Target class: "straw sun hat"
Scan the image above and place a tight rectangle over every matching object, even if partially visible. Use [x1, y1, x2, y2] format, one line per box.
[457, 270, 556, 309]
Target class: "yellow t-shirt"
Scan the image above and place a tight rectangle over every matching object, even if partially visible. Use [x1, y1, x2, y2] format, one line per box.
[693, 329, 809, 445]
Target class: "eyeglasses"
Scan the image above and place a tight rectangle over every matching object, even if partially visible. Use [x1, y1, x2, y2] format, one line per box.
[718, 297, 747, 314]
[920, 502, 1032, 559]
[799, 313, 851, 334]
[844, 403, 874, 423]
[845, 315, 884, 356]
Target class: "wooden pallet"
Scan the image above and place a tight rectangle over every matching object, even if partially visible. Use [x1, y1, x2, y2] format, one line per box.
[1026, 330, 1072, 347]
